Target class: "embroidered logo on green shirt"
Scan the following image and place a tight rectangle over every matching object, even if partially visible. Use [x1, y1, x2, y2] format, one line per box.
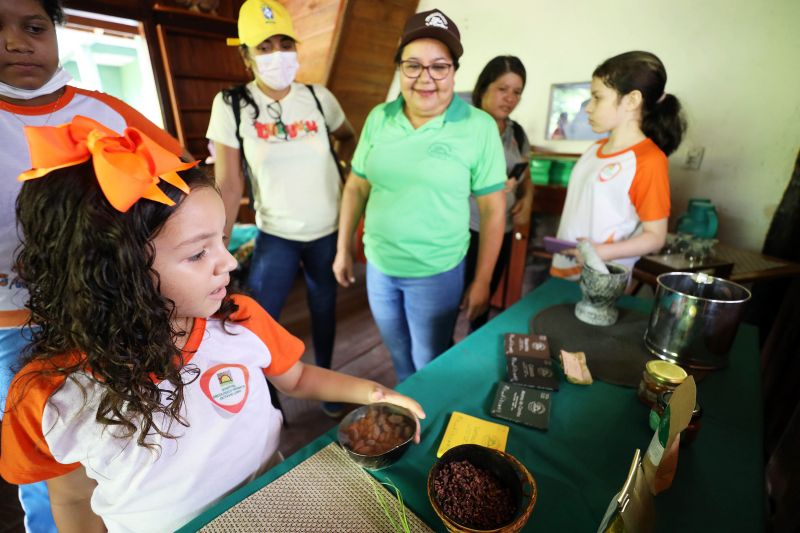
[427, 142, 453, 159]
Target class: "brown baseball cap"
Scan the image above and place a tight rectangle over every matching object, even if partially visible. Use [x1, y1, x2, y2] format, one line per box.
[398, 9, 463, 59]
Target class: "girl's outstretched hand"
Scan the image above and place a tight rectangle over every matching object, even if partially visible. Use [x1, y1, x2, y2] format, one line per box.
[368, 386, 426, 443]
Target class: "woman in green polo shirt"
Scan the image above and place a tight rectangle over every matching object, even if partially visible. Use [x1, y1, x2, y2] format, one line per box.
[333, 9, 506, 381]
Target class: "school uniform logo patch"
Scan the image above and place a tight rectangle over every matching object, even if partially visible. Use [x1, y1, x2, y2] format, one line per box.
[598, 163, 622, 182]
[200, 363, 250, 414]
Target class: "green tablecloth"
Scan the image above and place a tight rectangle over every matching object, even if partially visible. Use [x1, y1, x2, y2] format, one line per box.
[180, 278, 764, 532]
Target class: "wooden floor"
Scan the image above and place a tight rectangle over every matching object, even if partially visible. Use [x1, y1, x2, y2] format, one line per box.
[274, 253, 551, 458]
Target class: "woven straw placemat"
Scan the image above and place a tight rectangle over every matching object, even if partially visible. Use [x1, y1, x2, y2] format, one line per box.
[200, 442, 434, 532]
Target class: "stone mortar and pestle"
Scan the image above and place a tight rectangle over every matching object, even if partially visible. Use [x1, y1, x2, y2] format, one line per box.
[574, 241, 630, 326]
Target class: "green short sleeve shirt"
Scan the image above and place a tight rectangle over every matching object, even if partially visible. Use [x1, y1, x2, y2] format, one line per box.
[351, 95, 506, 277]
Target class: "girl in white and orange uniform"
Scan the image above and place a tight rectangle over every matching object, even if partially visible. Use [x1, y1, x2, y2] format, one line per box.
[551, 51, 687, 279]
[0, 117, 424, 532]
[0, 1, 185, 530]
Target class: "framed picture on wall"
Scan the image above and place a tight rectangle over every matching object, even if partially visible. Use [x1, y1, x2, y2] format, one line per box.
[545, 82, 606, 141]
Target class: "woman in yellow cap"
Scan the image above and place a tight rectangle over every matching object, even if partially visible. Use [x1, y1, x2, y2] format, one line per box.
[333, 9, 506, 381]
[207, 0, 355, 416]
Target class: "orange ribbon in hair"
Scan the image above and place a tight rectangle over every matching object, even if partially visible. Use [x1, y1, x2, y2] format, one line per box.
[19, 115, 197, 212]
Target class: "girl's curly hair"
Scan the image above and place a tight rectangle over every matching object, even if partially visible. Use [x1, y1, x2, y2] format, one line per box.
[15, 163, 238, 448]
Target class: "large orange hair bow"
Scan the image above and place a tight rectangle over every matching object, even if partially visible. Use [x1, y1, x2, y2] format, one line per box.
[19, 115, 197, 213]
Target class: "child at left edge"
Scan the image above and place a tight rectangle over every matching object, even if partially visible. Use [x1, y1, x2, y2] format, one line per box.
[0, 0, 187, 530]
[0, 116, 426, 532]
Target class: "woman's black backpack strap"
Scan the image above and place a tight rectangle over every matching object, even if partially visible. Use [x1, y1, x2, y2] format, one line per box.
[306, 84, 346, 182]
[229, 87, 256, 211]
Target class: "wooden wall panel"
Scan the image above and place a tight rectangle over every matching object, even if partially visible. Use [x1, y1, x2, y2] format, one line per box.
[181, 110, 218, 138]
[67, 0, 243, 20]
[282, 0, 345, 84]
[159, 29, 245, 80]
[173, 79, 241, 108]
[326, 0, 418, 135]
[64, 0, 147, 20]
[181, 113, 217, 158]
[158, 24, 249, 153]
[159, 0, 241, 19]
[185, 137, 214, 158]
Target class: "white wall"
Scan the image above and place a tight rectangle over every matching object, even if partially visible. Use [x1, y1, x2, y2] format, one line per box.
[406, 0, 800, 251]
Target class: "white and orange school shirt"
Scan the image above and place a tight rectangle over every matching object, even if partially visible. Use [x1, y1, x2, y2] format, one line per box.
[550, 138, 670, 279]
[0, 86, 183, 328]
[0, 295, 304, 533]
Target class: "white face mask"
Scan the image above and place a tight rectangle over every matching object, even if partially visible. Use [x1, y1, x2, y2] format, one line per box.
[0, 67, 72, 100]
[254, 51, 299, 91]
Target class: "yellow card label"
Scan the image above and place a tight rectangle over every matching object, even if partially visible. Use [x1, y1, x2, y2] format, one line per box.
[436, 411, 510, 458]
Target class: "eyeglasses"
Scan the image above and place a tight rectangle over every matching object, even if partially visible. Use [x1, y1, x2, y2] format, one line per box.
[399, 60, 453, 80]
[265, 100, 288, 140]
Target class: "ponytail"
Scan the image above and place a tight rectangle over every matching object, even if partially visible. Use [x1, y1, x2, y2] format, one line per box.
[593, 51, 687, 156]
[642, 93, 686, 156]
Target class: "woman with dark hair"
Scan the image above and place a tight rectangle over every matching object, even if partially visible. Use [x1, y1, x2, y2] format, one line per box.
[333, 9, 506, 381]
[551, 50, 687, 279]
[206, 0, 356, 417]
[1, 117, 423, 531]
[464, 55, 533, 331]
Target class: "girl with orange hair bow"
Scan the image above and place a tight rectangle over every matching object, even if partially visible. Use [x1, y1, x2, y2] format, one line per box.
[0, 117, 425, 532]
[0, 1, 185, 530]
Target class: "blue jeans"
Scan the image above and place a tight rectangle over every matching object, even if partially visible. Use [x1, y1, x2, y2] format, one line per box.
[247, 231, 337, 369]
[366, 260, 464, 382]
[1, 327, 57, 533]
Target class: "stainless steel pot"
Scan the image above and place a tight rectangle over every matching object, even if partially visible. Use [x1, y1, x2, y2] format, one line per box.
[644, 272, 751, 369]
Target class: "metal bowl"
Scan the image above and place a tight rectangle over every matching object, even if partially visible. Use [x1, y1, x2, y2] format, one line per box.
[337, 403, 416, 470]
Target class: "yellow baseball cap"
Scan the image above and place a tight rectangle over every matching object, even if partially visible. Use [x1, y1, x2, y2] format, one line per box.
[226, 0, 299, 47]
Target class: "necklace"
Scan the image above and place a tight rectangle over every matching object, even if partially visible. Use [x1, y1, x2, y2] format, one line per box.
[7, 87, 66, 128]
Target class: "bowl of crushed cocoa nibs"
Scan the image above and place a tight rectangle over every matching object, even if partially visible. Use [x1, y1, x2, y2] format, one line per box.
[427, 444, 537, 532]
[337, 403, 417, 470]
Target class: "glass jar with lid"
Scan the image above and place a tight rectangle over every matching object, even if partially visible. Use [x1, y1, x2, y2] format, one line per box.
[637, 359, 688, 408]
